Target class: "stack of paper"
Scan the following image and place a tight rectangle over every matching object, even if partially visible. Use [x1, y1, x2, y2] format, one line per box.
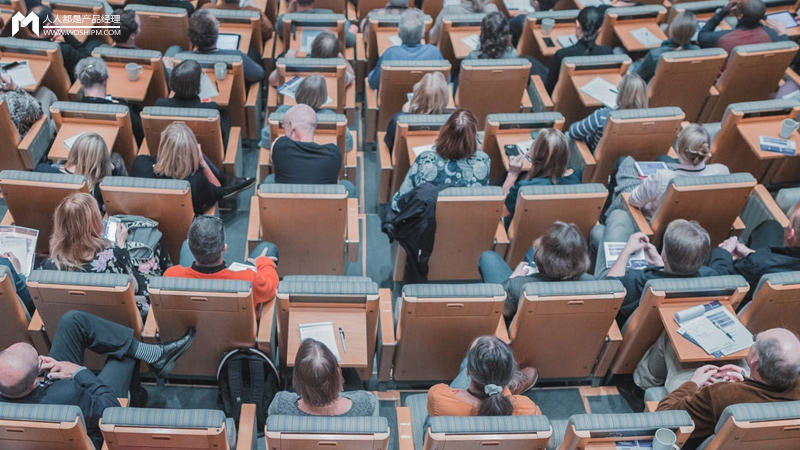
[199, 72, 219, 101]
[556, 34, 578, 48]
[0, 226, 39, 277]
[388, 34, 402, 46]
[630, 27, 662, 47]
[63, 132, 87, 151]
[579, 77, 618, 108]
[299, 321, 341, 360]
[4, 61, 36, 88]
[675, 301, 753, 357]
[759, 136, 797, 156]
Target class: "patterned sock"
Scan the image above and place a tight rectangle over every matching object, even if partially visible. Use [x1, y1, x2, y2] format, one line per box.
[131, 342, 163, 364]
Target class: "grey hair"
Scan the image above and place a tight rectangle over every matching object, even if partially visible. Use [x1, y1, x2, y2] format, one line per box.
[187, 216, 226, 266]
[75, 57, 108, 89]
[756, 336, 800, 390]
[398, 9, 425, 44]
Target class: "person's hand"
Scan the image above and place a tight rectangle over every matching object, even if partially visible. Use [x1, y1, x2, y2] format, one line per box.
[510, 261, 533, 278]
[0, 252, 21, 273]
[115, 223, 128, 249]
[287, 0, 298, 12]
[715, 364, 745, 383]
[718, 236, 739, 254]
[722, 0, 737, 14]
[623, 232, 650, 256]
[690, 365, 721, 387]
[508, 154, 526, 176]
[38, 355, 57, 374]
[0, 74, 17, 91]
[47, 361, 83, 380]
[285, 48, 299, 58]
[765, 18, 788, 35]
[349, 24, 358, 34]
[162, 56, 175, 70]
[733, 242, 755, 260]
[643, 243, 663, 266]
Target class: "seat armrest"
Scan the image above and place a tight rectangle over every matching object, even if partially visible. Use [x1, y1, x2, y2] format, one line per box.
[520, 85, 533, 113]
[494, 221, 509, 258]
[141, 308, 159, 344]
[257, 147, 271, 184]
[246, 195, 261, 257]
[28, 311, 50, 354]
[396, 406, 414, 450]
[378, 288, 396, 383]
[236, 404, 257, 450]
[645, 401, 659, 412]
[785, 68, 800, 87]
[698, 85, 720, 123]
[223, 126, 243, 176]
[256, 299, 276, 358]
[18, 115, 53, 170]
[1, 211, 14, 225]
[377, 132, 393, 204]
[594, 320, 622, 377]
[621, 193, 654, 236]
[568, 137, 594, 182]
[344, 135, 357, 183]
[731, 216, 745, 238]
[346, 198, 360, 262]
[528, 75, 553, 112]
[245, 83, 263, 141]
[748, 184, 790, 228]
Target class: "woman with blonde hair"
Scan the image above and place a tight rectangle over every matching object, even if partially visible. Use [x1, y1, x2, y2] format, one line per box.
[501, 128, 582, 221]
[568, 73, 649, 152]
[384, 72, 449, 154]
[35, 132, 123, 213]
[41, 193, 141, 295]
[635, 11, 699, 82]
[628, 124, 729, 221]
[131, 123, 253, 214]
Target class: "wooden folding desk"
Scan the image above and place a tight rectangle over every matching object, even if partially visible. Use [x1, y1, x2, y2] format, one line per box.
[200, 68, 234, 107]
[736, 120, 800, 184]
[0, 57, 49, 93]
[572, 72, 623, 109]
[448, 29, 480, 60]
[615, 21, 667, 54]
[532, 27, 576, 64]
[404, 135, 438, 166]
[68, 63, 154, 104]
[49, 122, 120, 161]
[287, 309, 368, 368]
[658, 301, 750, 363]
[495, 131, 536, 172]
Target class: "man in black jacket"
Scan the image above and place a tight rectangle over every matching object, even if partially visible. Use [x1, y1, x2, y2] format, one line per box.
[0, 311, 195, 449]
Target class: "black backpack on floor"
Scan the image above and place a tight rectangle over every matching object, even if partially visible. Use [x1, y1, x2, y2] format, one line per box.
[217, 348, 280, 434]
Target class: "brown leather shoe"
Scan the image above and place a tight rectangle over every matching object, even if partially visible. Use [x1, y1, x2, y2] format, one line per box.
[510, 366, 539, 395]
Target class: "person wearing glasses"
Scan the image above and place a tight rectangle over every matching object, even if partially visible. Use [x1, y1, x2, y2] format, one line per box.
[164, 215, 279, 320]
[501, 128, 581, 224]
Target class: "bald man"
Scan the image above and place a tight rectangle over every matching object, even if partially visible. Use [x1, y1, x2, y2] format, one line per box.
[0, 311, 194, 449]
[656, 328, 800, 444]
[269, 104, 344, 186]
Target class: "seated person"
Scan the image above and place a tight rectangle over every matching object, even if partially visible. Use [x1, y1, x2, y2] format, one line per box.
[74, 57, 144, 146]
[540, 6, 612, 94]
[429, 0, 498, 45]
[130, 123, 254, 214]
[26, 6, 103, 82]
[501, 128, 582, 223]
[109, 9, 141, 49]
[201, 0, 274, 42]
[360, 0, 422, 44]
[35, 132, 125, 214]
[568, 73, 648, 153]
[269, 339, 376, 416]
[268, 31, 355, 87]
[275, 0, 358, 48]
[40, 193, 143, 298]
[391, 109, 490, 211]
[0, 74, 43, 136]
[0, 311, 195, 449]
[627, 124, 729, 222]
[509, 0, 556, 47]
[634, 11, 698, 82]
[164, 215, 278, 320]
[155, 59, 232, 146]
[368, 9, 444, 90]
[384, 71, 449, 155]
[166, 11, 264, 84]
[428, 336, 539, 416]
[261, 75, 354, 151]
[598, 219, 718, 326]
[479, 222, 593, 323]
[0, 254, 33, 315]
[464, 12, 517, 61]
[654, 328, 800, 447]
[268, 104, 356, 196]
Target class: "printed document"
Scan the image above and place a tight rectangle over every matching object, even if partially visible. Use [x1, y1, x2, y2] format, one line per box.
[298, 321, 341, 360]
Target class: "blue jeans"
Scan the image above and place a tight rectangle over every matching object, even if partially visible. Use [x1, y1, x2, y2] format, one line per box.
[179, 240, 278, 267]
[263, 174, 357, 198]
[477, 247, 535, 284]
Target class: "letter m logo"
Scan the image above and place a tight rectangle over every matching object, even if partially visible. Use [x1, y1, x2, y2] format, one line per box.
[12, 12, 39, 37]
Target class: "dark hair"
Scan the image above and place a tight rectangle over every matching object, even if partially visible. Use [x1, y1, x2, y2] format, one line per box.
[525, 128, 568, 182]
[739, 0, 766, 28]
[187, 215, 226, 265]
[662, 219, 710, 275]
[112, 9, 138, 44]
[533, 222, 591, 281]
[435, 109, 478, 160]
[478, 12, 511, 59]
[170, 60, 202, 99]
[189, 10, 219, 51]
[293, 339, 343, 407]
[577, 6, 603, 49]
[310, 31, 341, 58]
[297, 0, 316, 7]
[34, 6, 56, 37]
[536, 0, 558, 10]
[466, 336, 516, 416]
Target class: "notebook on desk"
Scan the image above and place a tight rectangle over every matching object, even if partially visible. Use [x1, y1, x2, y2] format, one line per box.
[580, 77, 618, 108]
[298, 321, 341, 361]
[0, 225, 38, 277]
[630, 27, 662, 47]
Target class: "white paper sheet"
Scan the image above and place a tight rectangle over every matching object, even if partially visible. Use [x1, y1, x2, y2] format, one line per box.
[630, 27, 662, 48]
[298, 321, 341, 360]
[461, 34, 480, 50]
[579, 76, 618, 108]
[4, 61, 36, 88]
[556, 34, 578, 48]
[412, 143, 435, 158]
[199, 72, 219, 101]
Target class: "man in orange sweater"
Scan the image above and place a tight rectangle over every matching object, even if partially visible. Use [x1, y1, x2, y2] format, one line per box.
[164, 215, 279, 318]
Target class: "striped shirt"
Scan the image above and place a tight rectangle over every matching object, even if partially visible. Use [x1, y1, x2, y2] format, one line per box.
[568, 107, 613, 152]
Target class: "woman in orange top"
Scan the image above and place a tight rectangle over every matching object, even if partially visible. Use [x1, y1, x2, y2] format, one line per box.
[427, 336, 540, 416]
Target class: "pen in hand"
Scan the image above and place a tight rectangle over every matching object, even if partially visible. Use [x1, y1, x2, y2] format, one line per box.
[339, 327, 347, 353]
